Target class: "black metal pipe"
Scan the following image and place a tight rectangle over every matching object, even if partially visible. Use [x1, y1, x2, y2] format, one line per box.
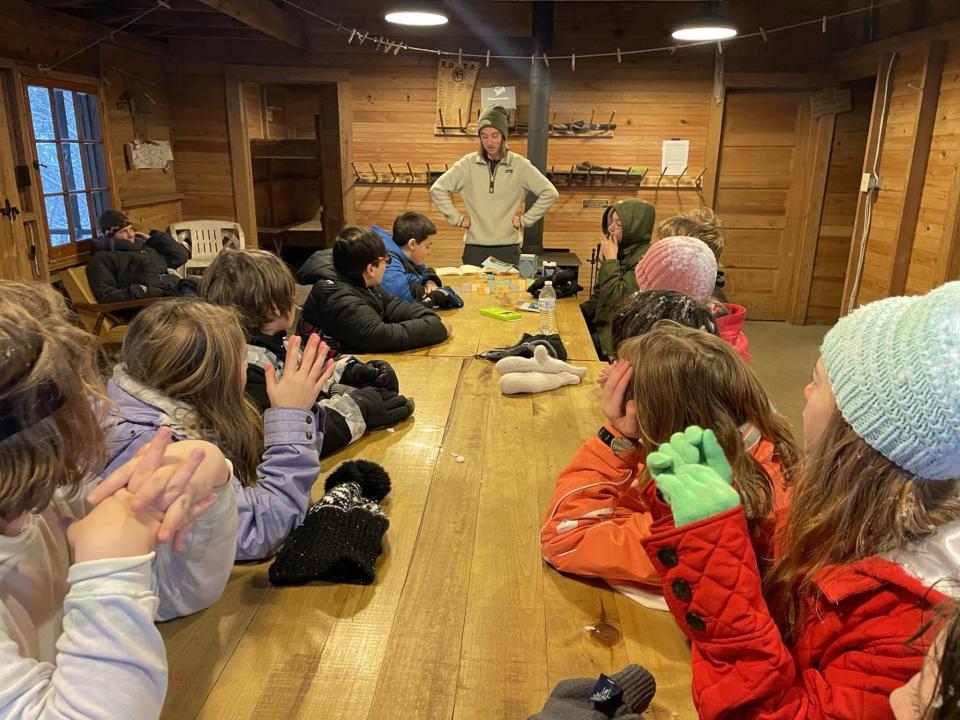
[523, 0, 553, 254]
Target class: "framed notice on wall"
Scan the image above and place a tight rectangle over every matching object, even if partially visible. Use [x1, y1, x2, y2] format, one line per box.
[436, 59, 480, 133]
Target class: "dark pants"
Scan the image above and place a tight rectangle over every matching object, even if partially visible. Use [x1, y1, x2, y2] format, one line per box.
[462, 243, 521, 267]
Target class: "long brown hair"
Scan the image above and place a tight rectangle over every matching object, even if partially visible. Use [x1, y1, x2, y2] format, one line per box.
[764, 410, 960, 640]
[0, 281, 111, 520]
[619, 322, 800, 530]
[121, 299, 262, 484]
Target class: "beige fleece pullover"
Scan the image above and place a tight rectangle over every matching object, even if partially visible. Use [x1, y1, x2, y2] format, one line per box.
[430, 151, 559, 247]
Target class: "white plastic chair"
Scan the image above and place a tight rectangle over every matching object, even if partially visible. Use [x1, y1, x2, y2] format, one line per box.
[169, 220, 245, 277]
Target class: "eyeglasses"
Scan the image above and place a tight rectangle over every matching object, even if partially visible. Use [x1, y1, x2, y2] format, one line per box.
[380, 255, 393, 266]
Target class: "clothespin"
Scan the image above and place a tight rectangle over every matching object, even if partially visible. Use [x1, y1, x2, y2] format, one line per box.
[571, 54, 576, 71]
[485, 50, 491, 67]
[458, 48, 462, 64]
[759, 26, 768, 42]
[616, 47, 622, 64]
[543, 53, 549, 67]
[358, 32, 368, 45]
[394, 43, 403, 56]
[348, 28, 357, 44]
[531, 53, 536, 66]
[822, 15, 827, 33]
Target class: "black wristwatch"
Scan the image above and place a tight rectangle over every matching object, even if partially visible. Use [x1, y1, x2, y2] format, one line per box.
[597, 426, 639, 454]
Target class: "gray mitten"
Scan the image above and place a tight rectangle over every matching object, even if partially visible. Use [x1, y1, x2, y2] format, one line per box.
[528, 665, 656, 720]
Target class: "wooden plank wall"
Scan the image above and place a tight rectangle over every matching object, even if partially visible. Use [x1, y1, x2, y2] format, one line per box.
[806, 78, 873, 324]
[906, 41, 960, 294]
[846, 34, 960, 306]
[167, 71, 236, 221]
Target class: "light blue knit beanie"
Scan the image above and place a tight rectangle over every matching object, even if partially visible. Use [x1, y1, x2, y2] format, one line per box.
[820, 281, 960, 481]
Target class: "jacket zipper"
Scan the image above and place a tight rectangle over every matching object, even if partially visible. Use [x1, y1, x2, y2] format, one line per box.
[488, 160, 497, 193]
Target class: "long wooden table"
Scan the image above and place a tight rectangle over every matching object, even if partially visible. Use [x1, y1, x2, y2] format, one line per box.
[158, 287, 695, 720]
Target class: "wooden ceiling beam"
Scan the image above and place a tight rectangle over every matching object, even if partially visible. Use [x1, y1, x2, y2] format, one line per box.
[194, 0, 307, 48]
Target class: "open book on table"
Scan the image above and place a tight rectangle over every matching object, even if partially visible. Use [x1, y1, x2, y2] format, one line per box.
[435, 257, 518, 276]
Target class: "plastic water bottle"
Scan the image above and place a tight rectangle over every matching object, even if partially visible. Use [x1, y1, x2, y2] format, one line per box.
[538, 280, 557, 335]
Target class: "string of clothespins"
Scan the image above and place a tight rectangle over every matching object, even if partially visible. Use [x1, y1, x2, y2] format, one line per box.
[278, 0, 918, 68]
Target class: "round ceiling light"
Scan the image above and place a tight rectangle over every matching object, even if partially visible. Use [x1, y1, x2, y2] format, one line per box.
[672, 22, 737, 42]
[385, 10, 449, 26]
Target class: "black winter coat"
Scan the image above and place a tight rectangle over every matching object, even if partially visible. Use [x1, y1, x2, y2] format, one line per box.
[244, 330, 354, 458]
[297, 249, 447, 354]
[86, 230, 189, 303]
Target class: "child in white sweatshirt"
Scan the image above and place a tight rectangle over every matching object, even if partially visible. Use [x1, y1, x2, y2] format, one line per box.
[0, 281, 229, 719]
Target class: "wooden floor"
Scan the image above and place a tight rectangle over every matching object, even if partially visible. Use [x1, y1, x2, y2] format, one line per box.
[159, 280, 697, 720]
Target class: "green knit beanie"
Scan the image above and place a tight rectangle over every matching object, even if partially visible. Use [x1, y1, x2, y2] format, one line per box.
[478, 105, 509, 139]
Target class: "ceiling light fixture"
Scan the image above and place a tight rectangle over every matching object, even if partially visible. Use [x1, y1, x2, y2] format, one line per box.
[672, 2, 737, 42]
[385, 8, 449, 26]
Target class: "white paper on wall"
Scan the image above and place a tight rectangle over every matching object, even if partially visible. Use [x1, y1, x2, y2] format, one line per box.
[125, 139, 174, 171]
[661, 140, 689, 176]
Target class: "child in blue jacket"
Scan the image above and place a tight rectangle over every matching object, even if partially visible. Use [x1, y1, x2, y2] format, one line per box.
[374, 212, 443, 302]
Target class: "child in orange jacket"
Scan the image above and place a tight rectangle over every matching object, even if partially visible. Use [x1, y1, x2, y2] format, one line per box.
[540, 321, 798, 605]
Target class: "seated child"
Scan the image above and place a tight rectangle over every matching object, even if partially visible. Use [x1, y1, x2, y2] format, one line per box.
[655, 208, 727, 300]
[634, 235, 751, 362]
[638, 281, 960, 718]
[102, 299, 334, 562]
[373, 212, 442, 302]
[86, 210, 194, 304]
[540, 321, 798, 607]
[0, 281, 228, 717]
[598, 289, 718, 387]
[890, 603, 959, 719]
[297, 226, 449, 353]
[198, 248, 414, 457]
[580, 199, 656, 359]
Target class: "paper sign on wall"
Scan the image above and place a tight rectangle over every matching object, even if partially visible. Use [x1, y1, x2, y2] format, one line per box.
[481, 86, 517, 109]
[436, 59, 480, 131]
[810, 88, 852, 118]
[125, 139, 174, 171]
[661, 140, 689, 176]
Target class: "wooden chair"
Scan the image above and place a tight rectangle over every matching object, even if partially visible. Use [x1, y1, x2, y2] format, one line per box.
[56, 266, 158, 346]
[169, 220, 245, 277]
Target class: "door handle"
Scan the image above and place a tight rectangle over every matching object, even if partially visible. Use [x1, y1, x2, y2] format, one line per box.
[0, 198, 20, 222]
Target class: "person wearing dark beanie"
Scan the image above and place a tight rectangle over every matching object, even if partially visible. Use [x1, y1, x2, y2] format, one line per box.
[430, 104, 559, 266]
[85, 209, 192, 304]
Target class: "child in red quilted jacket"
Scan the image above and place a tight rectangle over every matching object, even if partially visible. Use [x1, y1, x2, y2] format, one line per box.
[540, 321, 799, 607]
[637, 281, 960, 719]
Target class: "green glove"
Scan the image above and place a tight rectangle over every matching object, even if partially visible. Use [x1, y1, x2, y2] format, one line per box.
[646, 426, 733, 486]
[653, 465, 741, 527]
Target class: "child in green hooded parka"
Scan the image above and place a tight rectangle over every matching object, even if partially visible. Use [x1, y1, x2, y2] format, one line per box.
[580, 198, 656, 359]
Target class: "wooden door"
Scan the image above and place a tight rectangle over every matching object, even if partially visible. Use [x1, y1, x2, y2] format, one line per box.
[0, 76, 35, 281]
[714, 91, 811, 320]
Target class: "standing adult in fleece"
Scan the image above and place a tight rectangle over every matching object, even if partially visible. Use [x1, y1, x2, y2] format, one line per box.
[630, 281, 960, 719]
[430, 105, 558, 267]
[580, 198, 656, 359]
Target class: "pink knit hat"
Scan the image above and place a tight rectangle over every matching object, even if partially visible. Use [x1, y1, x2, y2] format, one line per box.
[634, 236, 718, 301]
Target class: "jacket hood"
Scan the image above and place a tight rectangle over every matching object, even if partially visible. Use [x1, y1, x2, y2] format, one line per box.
[715, 303, 747, 337]
[884, 519, 960, 599]
[296, 248, 338, 285]
[601, 199, 655, 254]
[379, 231, 420, 276]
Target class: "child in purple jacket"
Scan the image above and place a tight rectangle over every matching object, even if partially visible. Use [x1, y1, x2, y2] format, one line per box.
[101, 298, 334, 562]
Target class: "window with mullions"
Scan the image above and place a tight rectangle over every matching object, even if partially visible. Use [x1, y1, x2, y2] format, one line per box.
[26, 84, 111, 255]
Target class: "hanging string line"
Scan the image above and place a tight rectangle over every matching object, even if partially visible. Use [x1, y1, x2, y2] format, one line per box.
[276, 0, 912, 62]
[38, 1, 171, 73]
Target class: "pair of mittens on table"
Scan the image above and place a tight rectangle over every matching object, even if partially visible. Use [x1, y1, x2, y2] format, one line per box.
[496, 344, 587, 395]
